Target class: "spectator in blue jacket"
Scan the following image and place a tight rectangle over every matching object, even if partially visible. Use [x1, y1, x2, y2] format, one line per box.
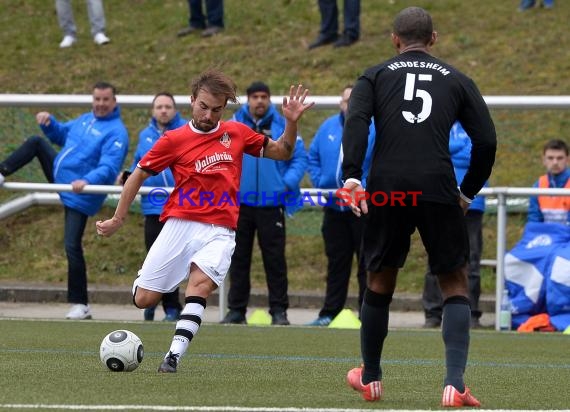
[221, 81, 308, 325]
[527, 139, 570, 224]
[422, 121, 487, 328]
[0, 82, 129, 320]
[306, 85, 375, 326]
[125, 92, 187, 322]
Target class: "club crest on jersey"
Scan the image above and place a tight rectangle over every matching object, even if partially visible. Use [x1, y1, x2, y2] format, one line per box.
[219, 132, 231, 148]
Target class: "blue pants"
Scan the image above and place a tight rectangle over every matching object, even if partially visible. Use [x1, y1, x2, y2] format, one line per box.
[0, 136, 55, 182]
[318, 0, 360, 40]
[519, 0, 554, 9]
[319, 207, 366, 318]
[65, 207, 89, 304]
[227, 205, 288, 315]
[187, 0, 224, 29]
[0, 135, 90, 305]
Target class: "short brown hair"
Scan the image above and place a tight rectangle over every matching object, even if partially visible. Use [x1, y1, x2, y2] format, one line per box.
[190, 69, 238, 104]
[152, 92, 176, 108]
[543, 139, 569, 155]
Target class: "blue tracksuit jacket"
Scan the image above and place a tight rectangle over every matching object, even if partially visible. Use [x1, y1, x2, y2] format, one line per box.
[449, 121, 487, 212]
[40, 106, 129, 216]
[130, 112, 187, 216]
[308, 112, 375, 211]
[232, 103, 307, 216]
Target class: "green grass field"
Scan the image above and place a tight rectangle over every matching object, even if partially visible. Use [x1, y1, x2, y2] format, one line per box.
[1, 0, 570, 293]
[0, 319, 569, 410]
[2, 4, 569, 409]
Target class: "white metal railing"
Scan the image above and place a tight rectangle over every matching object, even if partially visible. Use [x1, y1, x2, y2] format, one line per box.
[2, 94, 570, 110]
[0, 94, 340, 110]
[2, 94, 570, 325]
[3, 182, 570, 328]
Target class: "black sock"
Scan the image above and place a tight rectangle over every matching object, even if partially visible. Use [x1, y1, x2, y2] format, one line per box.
[442, 295, 471, 392]
[360, 288, 392, 384]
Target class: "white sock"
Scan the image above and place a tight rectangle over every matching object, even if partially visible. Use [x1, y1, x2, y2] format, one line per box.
[166, 296, 206, 360]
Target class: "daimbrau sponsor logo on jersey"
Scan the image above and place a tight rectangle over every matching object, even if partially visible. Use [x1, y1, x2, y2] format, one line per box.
[195, 152, 233, 173]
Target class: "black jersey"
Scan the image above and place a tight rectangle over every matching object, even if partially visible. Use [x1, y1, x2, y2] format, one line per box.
[342, 50, 496, 205]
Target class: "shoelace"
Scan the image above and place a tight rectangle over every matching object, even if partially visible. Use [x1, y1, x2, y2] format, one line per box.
[166, 352, 179, 367]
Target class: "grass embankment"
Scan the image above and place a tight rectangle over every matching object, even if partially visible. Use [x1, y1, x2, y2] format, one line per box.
[1, 0, 569, 293]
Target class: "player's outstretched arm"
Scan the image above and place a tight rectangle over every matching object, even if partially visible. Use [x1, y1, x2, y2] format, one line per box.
[96, 168, 150, 237]
[264, 85, 314, 160]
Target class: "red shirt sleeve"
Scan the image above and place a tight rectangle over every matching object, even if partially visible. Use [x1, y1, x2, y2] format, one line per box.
[137, 131, 177, 174]
[236, 122, 267, 157]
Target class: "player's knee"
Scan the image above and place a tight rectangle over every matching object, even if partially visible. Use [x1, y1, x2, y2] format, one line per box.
[132, 288, 160, 309]
[438, 266, 469, 297]
[133, 295, 156, 309]
[132, 293, 144, 309]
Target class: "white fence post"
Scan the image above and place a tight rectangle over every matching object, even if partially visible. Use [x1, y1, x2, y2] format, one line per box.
[495, 191, 508, 331]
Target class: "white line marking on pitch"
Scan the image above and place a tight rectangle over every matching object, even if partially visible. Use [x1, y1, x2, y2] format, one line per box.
[1, 406, 568, 412]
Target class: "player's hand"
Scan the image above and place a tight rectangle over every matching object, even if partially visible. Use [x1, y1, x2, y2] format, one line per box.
[281, 85, 315, 122]
[96, 216, 124, 237]
[459, 198, 470, 214]
[35, 112, 51, 126]
[117, 170, 131, 186]
[342, 180, 368, 217]
[71, 179, 88, 193]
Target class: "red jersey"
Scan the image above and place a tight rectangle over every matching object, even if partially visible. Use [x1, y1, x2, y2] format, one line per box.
[138, 120, 267, 229]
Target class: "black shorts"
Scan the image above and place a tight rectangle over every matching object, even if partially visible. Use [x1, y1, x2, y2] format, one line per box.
[361, 201, 469, 275]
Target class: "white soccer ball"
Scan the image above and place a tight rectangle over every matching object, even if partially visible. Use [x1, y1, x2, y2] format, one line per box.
[100, 330, 144, 372]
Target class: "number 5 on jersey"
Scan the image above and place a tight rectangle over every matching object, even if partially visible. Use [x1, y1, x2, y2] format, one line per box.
[403, 73, 432, 123]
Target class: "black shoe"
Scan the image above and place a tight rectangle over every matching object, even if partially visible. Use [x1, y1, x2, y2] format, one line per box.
[333, 35, 358, 48]
[220, 310, 247, 324]
[423, 317, 441, 328]
[202, 26, 224, 37]
[158, 351, 179, 373]
[271, 311, 290, 326]
[177, 26, 201, 37]
[308, 34, 338, 50]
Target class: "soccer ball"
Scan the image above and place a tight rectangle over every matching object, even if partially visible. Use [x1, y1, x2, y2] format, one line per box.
[100, 330, 144, 372]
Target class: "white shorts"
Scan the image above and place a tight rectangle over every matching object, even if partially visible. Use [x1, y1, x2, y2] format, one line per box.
[133, 218, 236, 294]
